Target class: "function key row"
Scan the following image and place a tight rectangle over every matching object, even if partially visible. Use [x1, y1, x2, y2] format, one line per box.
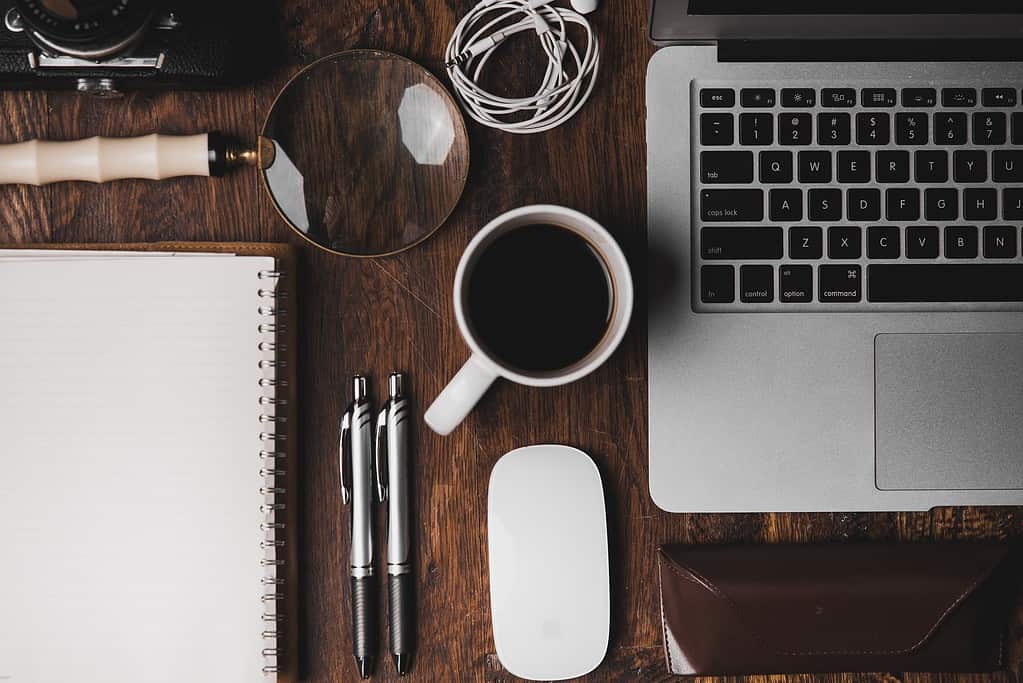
[700, 112, 1022, 146]
[700, 226, 1020, 261]
[700, 87, 1019, 109]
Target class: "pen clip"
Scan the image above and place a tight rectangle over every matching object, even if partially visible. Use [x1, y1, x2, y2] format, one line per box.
[339, 408, 352, 505]
[374, 402, 389, 503]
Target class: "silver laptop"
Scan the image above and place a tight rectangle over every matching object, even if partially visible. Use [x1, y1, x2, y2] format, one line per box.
[646, 1, 1023, 512]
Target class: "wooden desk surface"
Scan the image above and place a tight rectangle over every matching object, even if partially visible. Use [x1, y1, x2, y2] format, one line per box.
[1, 2, 1020, 681]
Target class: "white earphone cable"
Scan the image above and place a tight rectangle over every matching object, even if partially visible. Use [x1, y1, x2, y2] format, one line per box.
[445, 0, 600, 134]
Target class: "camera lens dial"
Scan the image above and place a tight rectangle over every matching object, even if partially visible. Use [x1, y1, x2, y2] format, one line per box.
[15, 0, 154, 58]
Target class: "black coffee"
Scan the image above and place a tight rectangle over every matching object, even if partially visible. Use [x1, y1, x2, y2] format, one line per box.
[466, 224, 612, 374]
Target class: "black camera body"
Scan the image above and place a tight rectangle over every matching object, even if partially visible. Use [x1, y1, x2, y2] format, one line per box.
[0, 0, 274, 93]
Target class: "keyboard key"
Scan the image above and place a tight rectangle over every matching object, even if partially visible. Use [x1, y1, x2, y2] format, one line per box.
[877, 151, 910, 183]
[887, 189, 920, 221]
[837, 151, 871, 183]
[935, 113, 968, 145]
[925, 188, 958, 221]
[992, 151, 1023, 183]
[779, 113, 812, 145]
[941, 88, 977, 107]
[700, 88, 735, 108]
[944, 226, 978, 258]
[701, 151, 754, 184]
[974, 113, 1007, 145]
[867, 264, 1023, 302]
[770, 189, 803, 221]
[822, 88, 856, 107]
[760, 151, 793, 183]
[954, 151, 988, 183]
[1005, 188, 1023, 219]
[701, 227, 783, 260]
[895, 113, 928, 145]
[701, 265, 735, 303]
[799, 151, 832, 183]
[856, 112, 890, 145]
[868, 226, 900, 259]
[906, 226, 939, 259]
[739, 113, 773, 145]
[862, 88, 897, 107]
[701, 189, 764, 222]
[964, 188, 997, 221]
[1013, 113, 1023, 144]
[819, 265, 862, 303]
[982, 88, 1016, 107]
[809, 189, 842, 221]
[828, 226, 861, 259]
[779, 265, 813, 303]
[741, 88, 776, 107]
[740, 265, 774, 303]
[848, 189, 881, 221]
[902, 88, 937, 107]
[818, 113, 851, 145]
[789, 226, 823, 259]
[984, 226, 1018, 258]
[701, 113, 734, 146]
[915, 150, 949, 183]
[781, 88, 816, 107]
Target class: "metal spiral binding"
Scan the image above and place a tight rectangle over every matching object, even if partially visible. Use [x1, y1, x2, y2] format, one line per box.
[258, 269, 287, 677]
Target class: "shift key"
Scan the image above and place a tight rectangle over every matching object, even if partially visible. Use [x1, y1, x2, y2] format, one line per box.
[701, 189, 764, 221]
[702, 227, 783, 260]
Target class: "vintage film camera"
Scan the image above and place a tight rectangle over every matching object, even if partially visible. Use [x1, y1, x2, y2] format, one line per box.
[0, 0, 274, 93]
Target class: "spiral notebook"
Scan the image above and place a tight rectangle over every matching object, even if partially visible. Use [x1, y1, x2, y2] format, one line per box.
[0, 243, 297, 683]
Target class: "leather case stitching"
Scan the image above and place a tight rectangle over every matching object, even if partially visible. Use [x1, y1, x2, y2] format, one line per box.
[659, 548, 1003, 657]
[658, 554, 676, 674]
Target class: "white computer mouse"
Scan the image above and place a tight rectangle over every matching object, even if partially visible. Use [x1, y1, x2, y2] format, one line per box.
[487, 445, 610, 681]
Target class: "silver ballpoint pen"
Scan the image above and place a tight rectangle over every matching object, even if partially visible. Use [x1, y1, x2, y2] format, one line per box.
[375, 372, 414, 676]
[339, 375, 377, 680]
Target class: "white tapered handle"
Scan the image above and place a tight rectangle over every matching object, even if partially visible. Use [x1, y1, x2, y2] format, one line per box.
[0, 133, 212, 185]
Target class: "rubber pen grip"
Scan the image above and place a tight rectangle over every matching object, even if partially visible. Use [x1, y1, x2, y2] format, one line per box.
[388, 572, 414, 658]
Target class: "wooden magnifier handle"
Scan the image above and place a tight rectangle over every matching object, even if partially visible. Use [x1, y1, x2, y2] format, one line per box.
[0, 132, 255, 185]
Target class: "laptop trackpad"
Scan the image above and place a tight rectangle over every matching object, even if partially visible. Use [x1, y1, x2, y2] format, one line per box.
[875, 333, 1023, 491]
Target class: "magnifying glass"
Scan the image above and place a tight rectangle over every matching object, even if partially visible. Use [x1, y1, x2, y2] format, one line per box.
[0, 50, 471, 257]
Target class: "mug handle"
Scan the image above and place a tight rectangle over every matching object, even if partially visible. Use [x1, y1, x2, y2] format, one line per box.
[424, 354, 498, 435]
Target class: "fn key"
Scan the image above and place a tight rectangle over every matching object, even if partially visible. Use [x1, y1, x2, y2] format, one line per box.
[701, 265, 735, 303]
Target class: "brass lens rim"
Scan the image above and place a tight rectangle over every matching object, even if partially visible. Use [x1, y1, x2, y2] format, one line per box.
[257, 49, 470, 259]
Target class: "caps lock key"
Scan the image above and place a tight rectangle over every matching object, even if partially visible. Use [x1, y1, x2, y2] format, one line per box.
[701, 189, 764, 222]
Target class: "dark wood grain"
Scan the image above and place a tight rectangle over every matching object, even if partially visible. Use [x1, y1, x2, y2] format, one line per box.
[1, 2, 1020, 682]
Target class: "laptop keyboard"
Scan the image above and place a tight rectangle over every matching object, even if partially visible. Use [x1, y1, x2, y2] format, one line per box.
[693, 84, 1023, 311]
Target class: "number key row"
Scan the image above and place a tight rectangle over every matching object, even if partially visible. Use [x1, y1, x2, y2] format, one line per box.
[700, 112, 1022, 146]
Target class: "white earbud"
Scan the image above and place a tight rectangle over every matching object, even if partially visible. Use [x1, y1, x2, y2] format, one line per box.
[526, 0, 600, 13]
[569, 0, 599, 14]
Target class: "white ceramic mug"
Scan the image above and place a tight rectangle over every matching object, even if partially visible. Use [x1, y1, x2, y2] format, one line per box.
[424, 205, 633, 435]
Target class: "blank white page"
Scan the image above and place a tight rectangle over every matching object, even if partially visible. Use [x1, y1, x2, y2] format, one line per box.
[0, 254, 276, 683]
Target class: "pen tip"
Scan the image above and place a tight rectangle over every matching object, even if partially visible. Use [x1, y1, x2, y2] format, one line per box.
[356, 656, 373, 679]
[394, 653, 410, 676]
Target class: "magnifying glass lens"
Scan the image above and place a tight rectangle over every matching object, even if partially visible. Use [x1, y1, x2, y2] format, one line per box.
[261, 51, 470, 256]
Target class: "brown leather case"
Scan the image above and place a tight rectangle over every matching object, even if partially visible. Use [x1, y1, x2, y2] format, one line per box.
[658, 543, 1018, 676]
